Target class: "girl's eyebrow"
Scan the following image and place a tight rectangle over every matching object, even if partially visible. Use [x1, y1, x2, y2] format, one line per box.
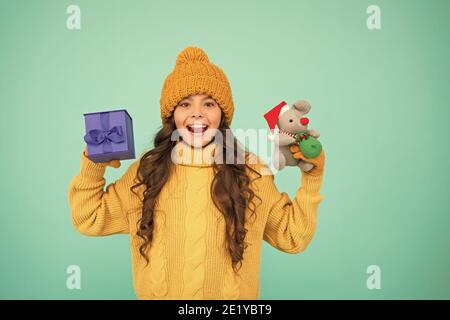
[203, 96, 217, 103]
[179, 96, 215, 103]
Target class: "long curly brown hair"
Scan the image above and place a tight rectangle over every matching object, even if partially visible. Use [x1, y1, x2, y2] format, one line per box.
[130, 112, 263, 274]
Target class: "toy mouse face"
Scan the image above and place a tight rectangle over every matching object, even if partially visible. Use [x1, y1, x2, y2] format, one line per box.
[277, 100, 311, 134]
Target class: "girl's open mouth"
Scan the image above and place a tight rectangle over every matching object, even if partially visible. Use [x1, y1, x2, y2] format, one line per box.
[186, 124, 208, 134]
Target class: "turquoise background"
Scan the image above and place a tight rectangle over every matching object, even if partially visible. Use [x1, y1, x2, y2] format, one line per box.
[1, 0, 449, 299]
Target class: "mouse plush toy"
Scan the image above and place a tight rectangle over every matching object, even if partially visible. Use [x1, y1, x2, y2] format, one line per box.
[264, 100, 322, 171]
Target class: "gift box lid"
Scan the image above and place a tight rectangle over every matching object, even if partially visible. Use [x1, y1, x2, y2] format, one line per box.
[83, 109, 133, 120]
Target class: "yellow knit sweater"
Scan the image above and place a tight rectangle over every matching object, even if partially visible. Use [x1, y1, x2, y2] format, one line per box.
[67, 140, 325, 300]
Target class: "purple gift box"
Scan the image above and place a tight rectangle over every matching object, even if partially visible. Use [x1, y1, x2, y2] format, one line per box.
[83, 109, 135, 163]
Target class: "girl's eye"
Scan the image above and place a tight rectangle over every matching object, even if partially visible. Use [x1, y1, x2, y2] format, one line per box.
[179, 102, 189, 107]
[205, 102, 216, 107]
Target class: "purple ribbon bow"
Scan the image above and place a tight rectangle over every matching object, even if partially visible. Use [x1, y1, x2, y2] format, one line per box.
[84, 113, 125, 153]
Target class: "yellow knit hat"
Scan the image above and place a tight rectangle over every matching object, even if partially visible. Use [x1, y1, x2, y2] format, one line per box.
[160, 46, 234, 125]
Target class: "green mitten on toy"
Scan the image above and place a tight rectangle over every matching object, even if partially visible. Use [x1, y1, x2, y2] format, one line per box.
[293, 131, 322, 159]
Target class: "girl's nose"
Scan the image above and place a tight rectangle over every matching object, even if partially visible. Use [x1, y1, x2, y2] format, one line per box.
[300, 117, 309, 125]
[192, 107, 203, 118]
[192, 110, 203, 118]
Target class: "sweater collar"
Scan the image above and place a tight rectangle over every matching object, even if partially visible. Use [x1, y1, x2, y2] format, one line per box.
[172, 139, 219, 167]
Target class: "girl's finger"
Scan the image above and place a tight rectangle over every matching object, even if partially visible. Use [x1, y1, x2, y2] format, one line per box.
[295, 149, 324, 165]
[290, 145, 301, 153]
[107, 160, 121, 168]
[292, 151, 306, 160]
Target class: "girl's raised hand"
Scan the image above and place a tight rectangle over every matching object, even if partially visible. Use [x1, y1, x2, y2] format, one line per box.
[83, 147, 121, 168]
[289, 144, 325, 177]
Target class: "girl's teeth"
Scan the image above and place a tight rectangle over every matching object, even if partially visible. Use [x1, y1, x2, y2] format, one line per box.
[187, 125, 208, 134]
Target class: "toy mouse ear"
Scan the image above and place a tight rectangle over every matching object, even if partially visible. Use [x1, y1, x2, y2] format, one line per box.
[292, 100, 311, 114]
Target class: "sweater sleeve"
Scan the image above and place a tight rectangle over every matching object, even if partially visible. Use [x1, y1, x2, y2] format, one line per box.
[259, 167, 325, 254]
[67, 150, 140, 236]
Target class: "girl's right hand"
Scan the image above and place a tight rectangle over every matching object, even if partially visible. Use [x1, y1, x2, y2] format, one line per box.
[83, 147, 121, 168]
[289, 144, 325, 176]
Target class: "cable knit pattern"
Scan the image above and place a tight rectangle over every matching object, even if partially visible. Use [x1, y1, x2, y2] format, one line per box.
[222, 258, 242, 299]
[146, 208, 168, 297]
[182, 167, 207, 299]
[67, 139, 326, 299]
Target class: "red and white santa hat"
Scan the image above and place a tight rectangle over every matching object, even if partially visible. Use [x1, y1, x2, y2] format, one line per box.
[263, 101, 290, 140]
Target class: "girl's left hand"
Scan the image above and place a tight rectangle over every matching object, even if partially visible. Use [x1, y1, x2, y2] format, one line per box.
[289, 144, 325, 176]
[83, 147, 121, 168]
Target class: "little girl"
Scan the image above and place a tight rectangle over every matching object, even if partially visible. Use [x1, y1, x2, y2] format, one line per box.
[68, 46, 326, 300]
